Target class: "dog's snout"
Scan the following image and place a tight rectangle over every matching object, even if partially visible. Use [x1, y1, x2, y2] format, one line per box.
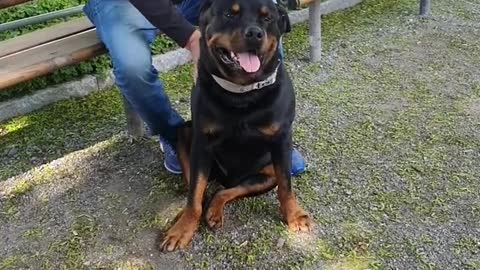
[244, 26, 264, 41]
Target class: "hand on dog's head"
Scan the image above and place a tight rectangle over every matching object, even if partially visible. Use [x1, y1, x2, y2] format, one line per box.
[198, 0, 291, 85]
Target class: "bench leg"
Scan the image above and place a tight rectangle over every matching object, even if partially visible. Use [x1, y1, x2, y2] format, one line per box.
[420, 0, 431, 16]
[122, 95, 145, 137]
[309, 0, 322, 62]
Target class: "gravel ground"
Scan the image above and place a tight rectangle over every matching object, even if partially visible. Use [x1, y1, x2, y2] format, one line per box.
[1, 0, 479, 269]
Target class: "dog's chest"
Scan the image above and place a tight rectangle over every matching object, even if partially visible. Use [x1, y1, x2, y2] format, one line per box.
[209, 128, 272, 180]
[207, 119, 283, 143]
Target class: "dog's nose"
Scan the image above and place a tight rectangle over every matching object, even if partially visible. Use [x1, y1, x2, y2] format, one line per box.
[244, 26, 264, 41]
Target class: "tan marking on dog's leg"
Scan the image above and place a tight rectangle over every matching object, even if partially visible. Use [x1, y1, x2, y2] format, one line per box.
[206, 165, 277, 229]
[160, 173, 208, 251]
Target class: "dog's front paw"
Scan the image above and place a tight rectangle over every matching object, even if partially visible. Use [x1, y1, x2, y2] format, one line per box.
[286, 209, 313, 232]
[160, 209, 200, 252]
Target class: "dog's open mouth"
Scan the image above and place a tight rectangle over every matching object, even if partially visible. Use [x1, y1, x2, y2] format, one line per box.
[216, 48, 262, 73]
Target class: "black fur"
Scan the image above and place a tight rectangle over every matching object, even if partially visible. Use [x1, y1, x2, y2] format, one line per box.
[189, 0, 294, 186]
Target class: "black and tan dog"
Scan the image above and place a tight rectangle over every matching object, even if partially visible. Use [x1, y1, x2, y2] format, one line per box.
[160, 0, 312, 252]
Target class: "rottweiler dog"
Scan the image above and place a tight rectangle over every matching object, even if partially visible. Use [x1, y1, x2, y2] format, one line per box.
[160, 0, 313, 252]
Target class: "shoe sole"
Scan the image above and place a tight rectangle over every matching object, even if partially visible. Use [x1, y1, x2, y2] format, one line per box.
[291, 167, 306, 176]
[164, 160, 182, 175]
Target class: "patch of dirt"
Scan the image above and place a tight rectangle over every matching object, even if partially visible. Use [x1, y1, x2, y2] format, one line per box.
[466, 99, 480, 117]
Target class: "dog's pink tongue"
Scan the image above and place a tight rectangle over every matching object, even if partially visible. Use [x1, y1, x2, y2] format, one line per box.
[236, 52, 260, 73]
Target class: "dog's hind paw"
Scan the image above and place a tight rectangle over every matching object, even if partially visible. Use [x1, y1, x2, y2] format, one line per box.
[206, 206, 224, 230]
[286, 210, 313, 232]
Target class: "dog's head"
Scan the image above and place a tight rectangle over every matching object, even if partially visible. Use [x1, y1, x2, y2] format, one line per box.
[199, 0, 291, 84]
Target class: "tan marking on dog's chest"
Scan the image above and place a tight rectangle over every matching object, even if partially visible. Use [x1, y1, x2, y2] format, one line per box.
[202, 122, 221, 135]
[258, 123, 281, 136]
[260, 6, 269, 17]
[231, 3, 240, 13]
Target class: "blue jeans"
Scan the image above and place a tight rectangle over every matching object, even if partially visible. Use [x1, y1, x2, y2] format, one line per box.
[83, 0, 283, 145]
[83, 0, 202, 145]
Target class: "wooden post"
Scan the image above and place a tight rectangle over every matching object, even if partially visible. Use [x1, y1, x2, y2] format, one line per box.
[420, 0, 431, 16]
[309, 0, 322, 62]
[122, 95, 144, 137]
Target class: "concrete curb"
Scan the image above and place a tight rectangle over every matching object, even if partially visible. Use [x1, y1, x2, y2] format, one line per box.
[0, 0, 362, 123]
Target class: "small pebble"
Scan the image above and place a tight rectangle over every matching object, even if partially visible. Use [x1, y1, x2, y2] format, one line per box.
[7, 147, 18, 157]
[276, 237, 286, 249]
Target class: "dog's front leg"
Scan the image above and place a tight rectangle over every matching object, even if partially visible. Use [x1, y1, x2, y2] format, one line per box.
[160, 131, 212, 252]
[271, 132, 313, 232]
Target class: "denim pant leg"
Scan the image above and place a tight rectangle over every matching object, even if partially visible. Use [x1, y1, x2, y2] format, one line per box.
[177, 0, 203, 25]
[83, 0, 184, 145]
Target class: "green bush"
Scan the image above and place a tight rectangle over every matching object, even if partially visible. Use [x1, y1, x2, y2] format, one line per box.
[0, 0, 87, 40]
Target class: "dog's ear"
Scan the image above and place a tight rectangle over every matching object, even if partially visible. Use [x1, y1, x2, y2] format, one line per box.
[277, 5, 291, 34]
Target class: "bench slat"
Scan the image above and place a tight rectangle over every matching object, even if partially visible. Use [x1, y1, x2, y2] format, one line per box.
[0, 17, 94, 58]
[0, 0, 31, 9]
[0, 29, 106, 90]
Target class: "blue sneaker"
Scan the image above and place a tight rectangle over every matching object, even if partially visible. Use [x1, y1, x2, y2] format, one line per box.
[159, 137, 182, 175]
[291, 148, 306, 176]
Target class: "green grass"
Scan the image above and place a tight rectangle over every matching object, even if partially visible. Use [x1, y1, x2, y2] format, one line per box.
[23, 227, 44, 240]
[47, 214, 98, 269]
[9, 180, 34, 198]
[0, 63, 193, 181]
[0, 255, 24, 270]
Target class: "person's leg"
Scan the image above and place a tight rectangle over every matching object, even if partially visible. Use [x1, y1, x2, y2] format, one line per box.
[84, 0, 184, 173]
[176, 0, 203, 25]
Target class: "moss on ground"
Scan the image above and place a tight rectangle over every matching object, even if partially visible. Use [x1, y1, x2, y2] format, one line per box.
[46, 214, 98, 269]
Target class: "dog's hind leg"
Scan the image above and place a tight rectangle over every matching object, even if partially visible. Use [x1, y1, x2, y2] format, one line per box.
[205, 165, 277, 229]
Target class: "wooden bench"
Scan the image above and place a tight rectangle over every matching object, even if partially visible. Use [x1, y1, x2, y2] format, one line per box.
[0, 0, 145, 136]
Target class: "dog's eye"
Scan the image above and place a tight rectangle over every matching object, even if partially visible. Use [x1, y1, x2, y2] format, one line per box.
[263, 16, 272, 23]
[224, 10, 236, 19]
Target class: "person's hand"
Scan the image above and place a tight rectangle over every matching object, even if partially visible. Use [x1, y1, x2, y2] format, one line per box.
[185, 29, 201, 83]
[185, 29, 201, 64]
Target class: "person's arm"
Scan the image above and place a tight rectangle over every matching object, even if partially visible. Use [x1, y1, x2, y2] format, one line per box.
[129, 0, 195, 47]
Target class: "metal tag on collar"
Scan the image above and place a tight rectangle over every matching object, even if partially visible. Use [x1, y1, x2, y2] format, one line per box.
[256, 76, 275, 89]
